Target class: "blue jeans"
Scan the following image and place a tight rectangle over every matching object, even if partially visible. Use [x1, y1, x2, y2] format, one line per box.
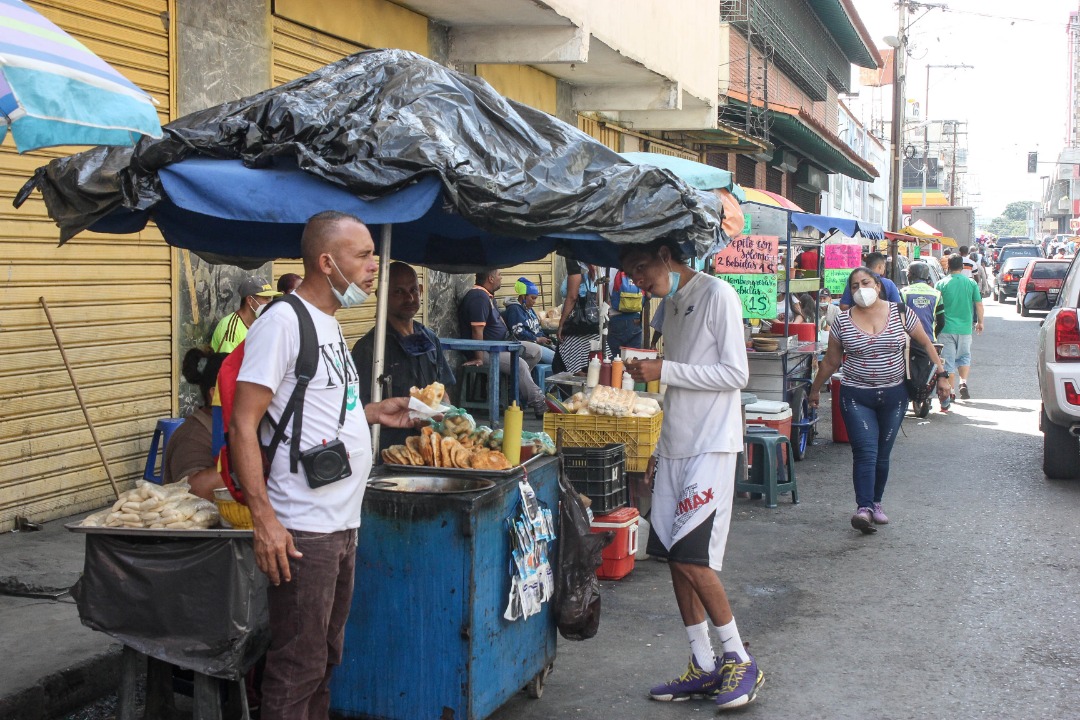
[607, 313, 643, 357]
[838, 382, 908, 509]
[537, 344, 555, 365]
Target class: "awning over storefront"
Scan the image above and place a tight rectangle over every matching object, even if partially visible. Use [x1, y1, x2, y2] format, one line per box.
[806, 0, 884, 70]
[722, 95, 878, 183]
[792, 211, 884, 239]
[902, 189, 949, 213]
[886, 227, 958, 248]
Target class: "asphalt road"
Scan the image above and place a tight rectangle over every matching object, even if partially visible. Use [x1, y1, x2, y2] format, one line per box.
[491, 296, 1080, 720]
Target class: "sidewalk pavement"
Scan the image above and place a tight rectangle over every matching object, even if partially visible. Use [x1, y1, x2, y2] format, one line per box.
[0, 509, 121, 720]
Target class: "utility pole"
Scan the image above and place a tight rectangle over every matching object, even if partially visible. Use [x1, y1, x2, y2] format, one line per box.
[949, 122, 958, 205]
[888, 1, 908, 233]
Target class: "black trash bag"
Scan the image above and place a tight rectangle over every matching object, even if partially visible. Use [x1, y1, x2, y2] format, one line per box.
[17, 49, 725, 269]
[553, 437, 614, 641]
[71, 534, 269, 680]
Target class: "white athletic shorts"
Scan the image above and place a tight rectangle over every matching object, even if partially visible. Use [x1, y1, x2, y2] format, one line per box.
[647, 452, 737, 571]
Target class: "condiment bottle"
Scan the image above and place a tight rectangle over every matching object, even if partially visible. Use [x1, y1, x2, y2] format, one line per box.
[622, 372, 634, 390]
[646, 379, 661, 394]
[586, 356, 601, 388]
[611, 357, 624, 385]
[599, 359, 612, 387]
[502, 402, 523, 466]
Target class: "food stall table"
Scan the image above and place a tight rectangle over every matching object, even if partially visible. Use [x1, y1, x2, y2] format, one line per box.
[67, 527, 267, 720]
[745, 341, 820, 459]
[439, 338, 522, 426]
[330, 456, 559, 719]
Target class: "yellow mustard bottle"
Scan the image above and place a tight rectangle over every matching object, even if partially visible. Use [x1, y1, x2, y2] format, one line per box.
[502, 401, 523, 466]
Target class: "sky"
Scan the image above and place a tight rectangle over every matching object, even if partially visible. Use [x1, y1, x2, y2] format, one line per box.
[847, 0, 1076, 222]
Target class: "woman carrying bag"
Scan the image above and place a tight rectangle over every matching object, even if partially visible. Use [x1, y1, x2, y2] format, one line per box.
[556, 257, 609, 374]
[808, 267, 950, 533]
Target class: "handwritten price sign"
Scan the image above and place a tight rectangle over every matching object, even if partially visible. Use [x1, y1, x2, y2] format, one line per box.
[824, 243, 862, 269]
[719, 273, 777, 319]
[714, 235, 779, 274]
[824, 269, 853, 296]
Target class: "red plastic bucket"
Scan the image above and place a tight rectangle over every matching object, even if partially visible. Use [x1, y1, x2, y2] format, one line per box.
[831, 374, 849, 443]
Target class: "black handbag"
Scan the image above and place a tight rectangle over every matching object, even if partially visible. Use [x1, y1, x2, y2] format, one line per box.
[562, 263, 600, 335]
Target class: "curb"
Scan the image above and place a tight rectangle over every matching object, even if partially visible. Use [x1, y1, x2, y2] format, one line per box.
[0, 645, 121, 720]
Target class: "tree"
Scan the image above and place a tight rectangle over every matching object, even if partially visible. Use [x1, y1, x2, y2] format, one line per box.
[987, 200, 1036, 237]
[1002, 201, 1036, 222]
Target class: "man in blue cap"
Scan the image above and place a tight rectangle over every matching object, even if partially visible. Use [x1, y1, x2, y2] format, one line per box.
[504, 277, 555, 365]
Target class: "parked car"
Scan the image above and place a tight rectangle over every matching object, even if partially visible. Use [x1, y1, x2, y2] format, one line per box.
[905, 258, 946, 287]
[993, 256, 1037, 302]
[993, 243, 1043, 275]
[1036, 258, 1080, 479]
[1017, 260, 1071, 315]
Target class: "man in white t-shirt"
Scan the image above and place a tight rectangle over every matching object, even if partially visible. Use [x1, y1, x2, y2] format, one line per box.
[620, 239, 761, 711]
[230, 210, 419, 720]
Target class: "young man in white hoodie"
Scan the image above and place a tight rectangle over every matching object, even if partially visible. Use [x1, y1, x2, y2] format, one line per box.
[621, 239, 762, 710]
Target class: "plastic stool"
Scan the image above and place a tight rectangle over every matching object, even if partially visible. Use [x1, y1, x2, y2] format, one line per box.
[736, 427, 798, 508]
[533, 363, 552, 390]
[143, 418, 186, 484]
[458, 365, 509, 417]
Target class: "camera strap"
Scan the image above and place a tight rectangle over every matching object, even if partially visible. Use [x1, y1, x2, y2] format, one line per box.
[264, 294, 320, 474]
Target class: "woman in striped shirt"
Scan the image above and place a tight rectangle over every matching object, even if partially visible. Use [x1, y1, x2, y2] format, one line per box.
[808, 267, 949, 534]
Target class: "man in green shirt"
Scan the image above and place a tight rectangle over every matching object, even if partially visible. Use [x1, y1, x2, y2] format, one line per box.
[210, 276, 282, 353]
[935, 255, 984, 404]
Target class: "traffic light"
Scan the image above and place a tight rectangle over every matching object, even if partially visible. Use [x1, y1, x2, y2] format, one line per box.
[1028, 152, 1038, 173]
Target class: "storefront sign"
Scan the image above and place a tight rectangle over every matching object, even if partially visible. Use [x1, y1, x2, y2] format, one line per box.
[824, 269, 853, 296]
[719, 273, 777, 319]
[823, 243, 862, 269]
[713, 235, 778, 274]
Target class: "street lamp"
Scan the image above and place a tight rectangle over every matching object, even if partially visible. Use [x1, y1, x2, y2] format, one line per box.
[922, 64, 974, 208]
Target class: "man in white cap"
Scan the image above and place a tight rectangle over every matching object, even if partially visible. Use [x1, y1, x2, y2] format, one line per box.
[211, 275, 282, 353]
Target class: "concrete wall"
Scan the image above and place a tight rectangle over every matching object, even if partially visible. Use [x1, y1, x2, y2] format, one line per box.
[548, 0, 719, 106]
[174, 0, 274, 413]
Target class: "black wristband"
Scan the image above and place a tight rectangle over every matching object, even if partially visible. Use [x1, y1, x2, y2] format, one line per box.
[936, 372, 949, 380]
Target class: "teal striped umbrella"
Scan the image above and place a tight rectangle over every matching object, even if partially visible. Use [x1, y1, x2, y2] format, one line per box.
[0, 0, 162, 152]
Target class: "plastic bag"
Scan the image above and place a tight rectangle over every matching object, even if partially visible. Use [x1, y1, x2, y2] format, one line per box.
[521, 430, 556, 456]
[553, 431, 613, 641]
[433, 408, 476, 440]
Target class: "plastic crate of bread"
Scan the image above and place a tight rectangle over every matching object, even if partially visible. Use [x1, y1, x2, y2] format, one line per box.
[544, 412, 663, 473]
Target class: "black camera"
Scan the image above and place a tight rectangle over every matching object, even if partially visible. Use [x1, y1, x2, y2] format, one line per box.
[300, 439, 352, 489]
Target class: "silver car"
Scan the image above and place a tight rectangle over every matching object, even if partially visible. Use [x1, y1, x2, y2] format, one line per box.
[1036, 256, 1080, 479]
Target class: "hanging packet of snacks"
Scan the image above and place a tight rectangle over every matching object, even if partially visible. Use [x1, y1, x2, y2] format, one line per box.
[503, 478, 556, 621]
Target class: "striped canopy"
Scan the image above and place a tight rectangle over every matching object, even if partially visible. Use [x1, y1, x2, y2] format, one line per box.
[0, 0, 162, 152]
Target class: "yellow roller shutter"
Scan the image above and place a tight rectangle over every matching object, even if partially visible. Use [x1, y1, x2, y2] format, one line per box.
[0, 0, 173, 531]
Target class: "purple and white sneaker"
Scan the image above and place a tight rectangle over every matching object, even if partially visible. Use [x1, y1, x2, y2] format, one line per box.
[851, 507, 876, 534]
[649, 657, 721, 701]
[871, 503, 889, 524]
[714, 651, 764, 710]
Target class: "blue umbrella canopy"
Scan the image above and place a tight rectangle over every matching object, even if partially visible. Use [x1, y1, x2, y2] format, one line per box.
[620, 152, 745, 199]
[19, 49, 724, 270]
[0, 0, 162, 151]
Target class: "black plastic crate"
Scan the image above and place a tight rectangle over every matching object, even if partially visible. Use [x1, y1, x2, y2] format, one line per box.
[563, 443, 626, 512]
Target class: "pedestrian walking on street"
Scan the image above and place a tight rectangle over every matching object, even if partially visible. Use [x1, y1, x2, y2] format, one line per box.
[809, 267, 949, 533]
[620, 239, 763, 710]
[230, 210, 422, 720]
[936, 254, 984, 404]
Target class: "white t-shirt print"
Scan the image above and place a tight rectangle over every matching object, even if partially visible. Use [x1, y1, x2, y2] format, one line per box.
[237, 295, 372, 532]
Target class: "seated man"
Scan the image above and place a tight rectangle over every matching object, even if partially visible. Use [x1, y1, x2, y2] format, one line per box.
[504, 277, 555, 365]
[458, 269, 547, 418]
[352, 262, 455, 452]
[211, 275, 282, 353]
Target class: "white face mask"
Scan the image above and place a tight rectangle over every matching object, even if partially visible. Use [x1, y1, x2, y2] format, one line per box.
[853, 287, 879, 308]
[249, 299, 267, 318]
[327, 255, 370, 309]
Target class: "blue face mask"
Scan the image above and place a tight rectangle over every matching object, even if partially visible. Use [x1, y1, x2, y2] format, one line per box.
[664, 257, 681, 299]
[327, 255, 370, 309]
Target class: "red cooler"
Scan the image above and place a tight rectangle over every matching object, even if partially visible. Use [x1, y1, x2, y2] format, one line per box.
[590, 507, 639, 580]
[745, 400, 792, 462]
[831, 373, 849, 443]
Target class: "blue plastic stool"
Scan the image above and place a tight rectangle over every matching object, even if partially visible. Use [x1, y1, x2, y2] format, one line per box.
[735, 427, 797, 508]
[143, 418, 186, 484]
[533, 363, 552, 391]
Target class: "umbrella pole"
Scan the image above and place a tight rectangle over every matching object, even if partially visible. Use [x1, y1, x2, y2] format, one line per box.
[370, 225, 393, 454]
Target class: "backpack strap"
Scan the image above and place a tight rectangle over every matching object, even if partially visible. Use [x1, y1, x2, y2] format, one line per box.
[264, 294, 319, 474]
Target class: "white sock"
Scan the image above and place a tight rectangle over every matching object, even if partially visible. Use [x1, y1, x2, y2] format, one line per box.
[715, 619, 749, 662]
[685, 621, 716, 671]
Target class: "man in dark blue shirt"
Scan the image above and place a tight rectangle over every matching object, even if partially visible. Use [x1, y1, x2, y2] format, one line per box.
[458, 269, 547, 417]
[838, 252, 902, 309]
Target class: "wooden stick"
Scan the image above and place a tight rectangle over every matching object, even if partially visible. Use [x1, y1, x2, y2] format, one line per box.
[39, 297, 120, 499]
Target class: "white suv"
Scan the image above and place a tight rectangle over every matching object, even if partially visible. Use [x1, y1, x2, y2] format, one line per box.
[1037, 256, 1080, 478]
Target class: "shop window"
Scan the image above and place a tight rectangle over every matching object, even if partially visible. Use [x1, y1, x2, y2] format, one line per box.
[706, 151, 729, 170]
[736, 155, 756, 187]
[766, 167, 783, 194]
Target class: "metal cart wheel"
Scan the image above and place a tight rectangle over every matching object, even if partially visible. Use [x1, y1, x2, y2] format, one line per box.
[913, 398, 932, 418]
[789, 386, 814, 461]
[526, 664, 553, 699]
